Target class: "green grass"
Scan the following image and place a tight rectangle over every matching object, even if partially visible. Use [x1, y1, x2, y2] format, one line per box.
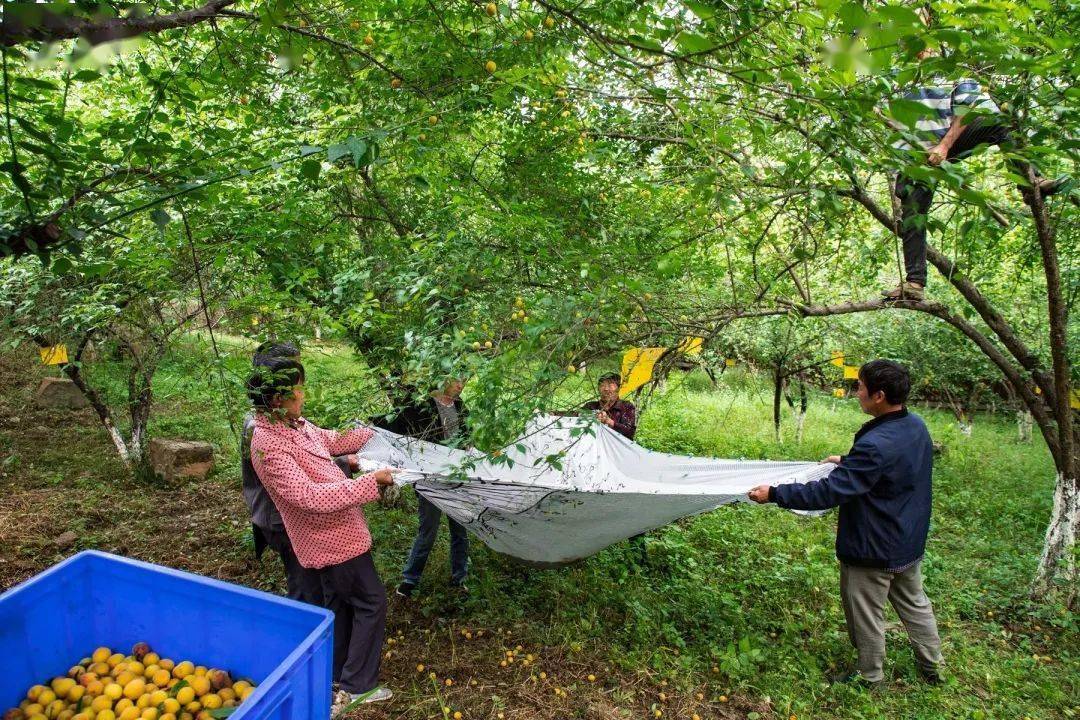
[3, 339, 1076, 720]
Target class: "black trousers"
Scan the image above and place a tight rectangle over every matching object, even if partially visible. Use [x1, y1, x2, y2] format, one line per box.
[896, 118, 1013, 285]
[262, 527, 325, 607]
[319, 551, 387, 694]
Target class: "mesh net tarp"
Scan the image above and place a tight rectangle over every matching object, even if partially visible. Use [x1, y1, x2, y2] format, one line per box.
[358, 414, 831, 566]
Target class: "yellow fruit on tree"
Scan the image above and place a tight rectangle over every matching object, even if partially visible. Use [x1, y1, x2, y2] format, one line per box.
[485, 3, 497, 16]
[428, 115, 439, 126]
[350, 20, 360, 30]
[391, 77, 402, 89]
[524, 30, 534, 40]
[363, 34, 374, 46]
[544, 16, 555, 28]
[485, 60, 497, 73]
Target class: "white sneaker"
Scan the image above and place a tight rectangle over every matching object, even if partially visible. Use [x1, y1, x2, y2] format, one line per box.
[333, 686, 394, 715]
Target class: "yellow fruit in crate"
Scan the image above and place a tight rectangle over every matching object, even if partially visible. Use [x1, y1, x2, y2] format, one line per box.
[97, 711, 116, 720]
[45, 700, 66, 718]
[141, 710, 159, 720]
[114, 700, 133, 714]
[172, 662, 194, 680]
[51, 679, 76, 697]
[91, 663, 110, 676]
[217, 688, 235, 703]
[159, 715, 176, 720]
[200, 695, 222, 710]
[174, 687, 194, 705]
[27, 686, 48, 701]
[35, 691, 55, 706]
[142, 653, 160, 667]
[149, 691, 167, 706]
[24, 704, 45, 716]
[114, 672, 135, 687]
[123, 678, 146, 700]
[90, 696, 113, 713]
[107, 654, 124, 668]
[57, 711, 76, 720]
[161, 699, 180, 714]
[184, 701, 201, 714]
[103, 684, 122, 701]
[193, 667, 207, 678]
[151, 670, 170, 687]
[119, 709, 140, 720]
[66, 685, 84, 703]
[84, 680, 104, 696]
[26, 715, 47, 720]
[92, 648, 112, 664]
[126, 662, 144, 676]
[157, 659, 174, 672]
[136, 695, 150, 709]
[238, 686, 255, 701]
[188, 677, 210, 697]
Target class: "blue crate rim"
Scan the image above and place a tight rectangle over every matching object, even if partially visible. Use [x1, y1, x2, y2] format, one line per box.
[1, 549, 334, 713]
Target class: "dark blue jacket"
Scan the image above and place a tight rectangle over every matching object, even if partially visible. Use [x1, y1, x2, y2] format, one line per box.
[771, 409, 933, 569]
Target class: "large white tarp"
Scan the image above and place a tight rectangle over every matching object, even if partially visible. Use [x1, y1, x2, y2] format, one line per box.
[358, 414, 831, 566]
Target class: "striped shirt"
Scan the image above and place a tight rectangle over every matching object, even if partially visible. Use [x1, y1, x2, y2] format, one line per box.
[891, 79, 1000, 150]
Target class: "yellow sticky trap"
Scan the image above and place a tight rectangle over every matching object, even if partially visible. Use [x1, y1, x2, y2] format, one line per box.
[830, 350, 845, 368]
[620, 347, 665, 397]
[39, 344, 68, 365]
[725, 358, 736, 367]
[843, 365, 860, 380]
[833, 388, 846, 398]
[678, 336, 704, 356]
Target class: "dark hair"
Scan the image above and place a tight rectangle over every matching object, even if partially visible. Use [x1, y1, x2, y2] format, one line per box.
[859, 360, 910, 405]
[247, 357, 305, 410]
[598, 372, 621, 386]
[253, 340, 300, 367]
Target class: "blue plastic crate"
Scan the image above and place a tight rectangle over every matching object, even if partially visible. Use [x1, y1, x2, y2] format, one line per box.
[0, 550, 333, 719]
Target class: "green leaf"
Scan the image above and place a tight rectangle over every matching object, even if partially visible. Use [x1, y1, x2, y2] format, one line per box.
[683, 1, 715, 20]
[327, 143, 350, 163]
[207, 709, 237, 718]
[300, 158, 322, 181]
[300, 145, 323, 157]
[151, 208, 172, 229]
[674, 31, 714, 54]
[72, 70, 102, 81]
[347, 137, 368, 168]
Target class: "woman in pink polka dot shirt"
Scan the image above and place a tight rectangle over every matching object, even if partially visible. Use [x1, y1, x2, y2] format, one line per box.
[248, 356, 396, 706]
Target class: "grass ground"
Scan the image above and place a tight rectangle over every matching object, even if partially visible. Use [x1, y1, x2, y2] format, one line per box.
[0, 339, 1076, 720]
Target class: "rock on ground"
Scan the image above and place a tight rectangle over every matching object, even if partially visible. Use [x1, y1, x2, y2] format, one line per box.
[33, 377, 89, 410]
[148, 438, 215, 482]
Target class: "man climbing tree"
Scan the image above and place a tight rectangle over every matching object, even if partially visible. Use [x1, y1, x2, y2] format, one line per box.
[883, 50, 1070, 301]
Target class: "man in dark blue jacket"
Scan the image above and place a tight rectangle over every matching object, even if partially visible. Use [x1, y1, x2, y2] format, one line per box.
[748, 360, 943, 687]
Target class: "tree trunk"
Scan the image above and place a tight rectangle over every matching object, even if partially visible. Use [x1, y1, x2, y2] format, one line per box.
[795, 380, 807, 444]
[1032, 471, 1078, 606]
[772, 367, 783, 442]
[1017, 411, 1033, 443]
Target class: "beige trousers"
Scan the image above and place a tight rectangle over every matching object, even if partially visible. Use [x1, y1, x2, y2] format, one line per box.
[839, 560, 943, 682]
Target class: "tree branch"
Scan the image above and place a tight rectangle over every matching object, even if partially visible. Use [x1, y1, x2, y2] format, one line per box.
[1, 1, 238, 47]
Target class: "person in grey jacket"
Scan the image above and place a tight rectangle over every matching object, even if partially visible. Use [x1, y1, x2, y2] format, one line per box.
[242, 341, 357, 605]
[748, 360, 943, 687]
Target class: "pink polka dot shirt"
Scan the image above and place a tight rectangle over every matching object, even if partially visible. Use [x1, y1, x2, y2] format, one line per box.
[250, 413, 380, 569]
